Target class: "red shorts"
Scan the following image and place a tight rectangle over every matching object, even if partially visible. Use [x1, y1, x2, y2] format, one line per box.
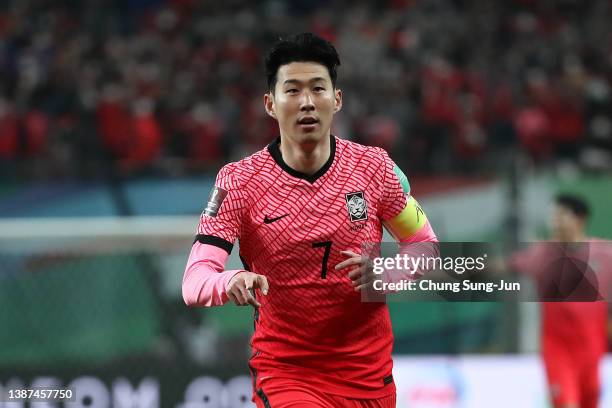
[543, 349, 601, 408]
[253, 378, 396, 408]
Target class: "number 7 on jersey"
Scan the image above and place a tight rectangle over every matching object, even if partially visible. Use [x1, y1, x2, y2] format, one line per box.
[312, 241, 332, 279]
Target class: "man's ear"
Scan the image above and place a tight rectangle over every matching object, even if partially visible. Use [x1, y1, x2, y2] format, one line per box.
[264, 92, 276, 119]
[334, 88, 343, 113]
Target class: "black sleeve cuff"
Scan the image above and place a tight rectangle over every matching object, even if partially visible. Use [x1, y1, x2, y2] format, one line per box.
[193, 234, 234, 254]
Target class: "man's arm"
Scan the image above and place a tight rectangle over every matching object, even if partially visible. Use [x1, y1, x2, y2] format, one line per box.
[182, 242, 241, 306]
[383, 197, 439, 283]
[384, 195, 437, 243]
[183, 242, 269, 307]
[381, 152, 438, 281]
[182, 164, 268, 308]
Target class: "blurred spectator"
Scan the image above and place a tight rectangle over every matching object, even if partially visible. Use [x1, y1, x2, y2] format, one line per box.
[0, 97, 49, 160]
[176, 102, 225, 167]
[0, 98, 19, 160]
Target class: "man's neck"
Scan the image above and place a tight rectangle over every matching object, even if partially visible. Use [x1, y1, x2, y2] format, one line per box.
[572, 232, 587, 242]
[554, 232, 586, 242]
[279, 134, 331, 176]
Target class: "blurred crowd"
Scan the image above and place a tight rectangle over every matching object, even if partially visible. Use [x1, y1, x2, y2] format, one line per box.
[1, 0, 611, 180]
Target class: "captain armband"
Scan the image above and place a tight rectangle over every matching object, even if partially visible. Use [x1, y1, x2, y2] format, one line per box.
[384, 196, 428, 241]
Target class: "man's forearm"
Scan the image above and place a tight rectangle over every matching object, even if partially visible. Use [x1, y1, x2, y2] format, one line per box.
[182, 243, 242, 306]
[378, 219, 439, 286]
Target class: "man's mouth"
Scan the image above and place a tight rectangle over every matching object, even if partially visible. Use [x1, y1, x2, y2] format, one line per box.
[297, 117, 319, 125]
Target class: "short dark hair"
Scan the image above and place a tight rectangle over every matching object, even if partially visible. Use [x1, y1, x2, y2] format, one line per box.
[264, 32, 341, 93]
[555, 193, 590, 219]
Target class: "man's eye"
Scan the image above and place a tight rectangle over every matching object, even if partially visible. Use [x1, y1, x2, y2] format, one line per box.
[286, 89, 298, 94]
[314, 87, 325, 92]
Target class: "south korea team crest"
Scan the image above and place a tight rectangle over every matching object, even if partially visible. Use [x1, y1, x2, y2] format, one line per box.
[345, 191, 368, 222]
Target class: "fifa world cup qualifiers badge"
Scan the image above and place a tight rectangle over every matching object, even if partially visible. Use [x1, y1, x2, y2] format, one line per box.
[203, 186, 228, 217]
[345, 191, 368, 222]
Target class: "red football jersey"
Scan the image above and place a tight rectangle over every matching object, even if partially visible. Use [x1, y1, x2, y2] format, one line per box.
[511, 240, 612, 358]
[198, 135, 409, 398]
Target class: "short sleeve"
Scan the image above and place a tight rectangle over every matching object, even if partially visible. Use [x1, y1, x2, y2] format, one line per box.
[196, 164, 245, 253]
[378, 149, 409, 221]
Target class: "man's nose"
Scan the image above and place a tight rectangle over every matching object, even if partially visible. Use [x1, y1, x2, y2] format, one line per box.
[299, 91, 315, 111]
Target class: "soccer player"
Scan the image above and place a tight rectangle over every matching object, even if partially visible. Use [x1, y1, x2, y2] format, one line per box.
[510, 194, 612, 408]
[182, 33, 437, 408]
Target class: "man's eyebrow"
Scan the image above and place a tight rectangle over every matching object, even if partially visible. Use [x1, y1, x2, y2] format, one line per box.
[282, 77, 328, 86]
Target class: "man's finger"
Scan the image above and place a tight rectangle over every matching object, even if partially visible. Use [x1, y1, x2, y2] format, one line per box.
[236, 284, 251, 303]
[347, 267, 363, 281]
[355, 284, 365, 291]
[230, 288, 248, 306]
[355, 282, 373, 291]
[255, 275, 269, 295]
[247, 294, 261, 308]
[242, 285, 260, 308]
[243, 274, 255, 291]
[335, 257, 363, 270]
[354, 274, 372, 287]
[237, 281, 260, 308]
[340, 250, 360, 258]
[237, 282, 254, 305]
[242, 276, 260, 306]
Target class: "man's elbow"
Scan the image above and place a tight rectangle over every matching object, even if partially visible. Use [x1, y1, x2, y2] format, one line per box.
[419, 220, 438, 243]
[182, 274, 206, 307]
[182, 278, 219, 307]
[182, 285, 198, 307]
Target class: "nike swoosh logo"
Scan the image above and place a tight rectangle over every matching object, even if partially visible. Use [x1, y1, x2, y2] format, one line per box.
[264, 214, 289, 224]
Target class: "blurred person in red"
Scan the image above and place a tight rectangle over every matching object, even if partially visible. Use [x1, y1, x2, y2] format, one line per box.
[175, 102, 225, 167]
[182, 33, 437, 408]
[96, 84, 162, 171]
[0, 97, 49, 162]
[510, 194, 612, 408]
[0, 97, 19, 160]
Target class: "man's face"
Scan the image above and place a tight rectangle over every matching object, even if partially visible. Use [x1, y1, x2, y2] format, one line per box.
[550, 204, 584, 239]
[264, 62, 342, 145]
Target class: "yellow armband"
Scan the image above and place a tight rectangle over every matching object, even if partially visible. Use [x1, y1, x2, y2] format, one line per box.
[384, 196, 427, 241]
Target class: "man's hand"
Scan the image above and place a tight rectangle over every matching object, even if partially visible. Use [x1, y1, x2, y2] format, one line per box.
[335, 250, 374, 291]
[227, 272, 269, 308]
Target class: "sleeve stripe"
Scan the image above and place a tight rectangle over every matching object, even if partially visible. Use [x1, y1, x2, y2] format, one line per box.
[193, 234, 234, 254]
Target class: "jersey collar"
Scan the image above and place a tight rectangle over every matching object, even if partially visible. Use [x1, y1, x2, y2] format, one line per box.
[267, 134, 336, 184]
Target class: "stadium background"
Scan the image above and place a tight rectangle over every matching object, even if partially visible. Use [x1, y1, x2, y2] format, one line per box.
[0, 0, 611, 406]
